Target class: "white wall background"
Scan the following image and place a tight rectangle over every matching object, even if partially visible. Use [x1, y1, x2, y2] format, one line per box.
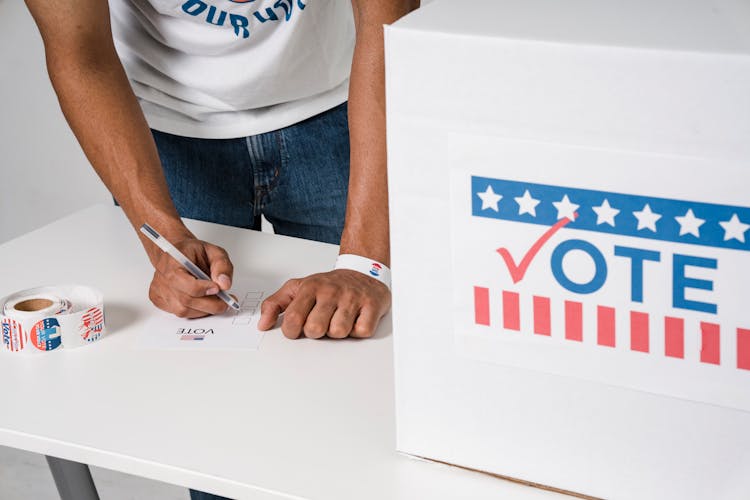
[0, 0, 111, 245]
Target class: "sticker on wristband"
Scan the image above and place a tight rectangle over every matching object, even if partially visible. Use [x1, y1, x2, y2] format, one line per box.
[335, 254, 392, 290]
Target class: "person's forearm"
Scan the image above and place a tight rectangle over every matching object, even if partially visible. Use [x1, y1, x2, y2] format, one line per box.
[341, 2, 419, 266]
[46, 49, 191, 263]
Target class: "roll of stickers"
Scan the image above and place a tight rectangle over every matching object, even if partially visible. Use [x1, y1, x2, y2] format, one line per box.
[0, 285, 106, 354]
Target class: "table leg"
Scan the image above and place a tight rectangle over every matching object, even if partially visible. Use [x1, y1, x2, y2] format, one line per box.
[45, 455, 100, 500]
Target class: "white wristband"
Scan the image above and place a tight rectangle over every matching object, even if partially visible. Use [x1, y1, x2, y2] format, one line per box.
[334, 254, 392, 290]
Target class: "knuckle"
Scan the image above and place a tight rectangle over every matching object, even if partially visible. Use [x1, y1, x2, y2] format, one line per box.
[304, 330, 326, 339]
[260, 299, 275, 312]
[338, 295, 360, 312]
[213, 244, 229, 256]
[214, 253, 231, 267]
[284, 278, 299, 289]
[328, 324, 350, 338]
[304, 323, 326, 338]
[174, 305, 191, 318]
[362, 292, 385, 310]
[281, 322, 301, 339]
[320, 284, 341, 300]
[284, 310, 303, 326]
[353, 324, 374, 338]
[262, 297, 280, 308]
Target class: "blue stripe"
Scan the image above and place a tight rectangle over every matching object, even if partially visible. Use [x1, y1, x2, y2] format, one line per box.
[471, 176, 750, 252]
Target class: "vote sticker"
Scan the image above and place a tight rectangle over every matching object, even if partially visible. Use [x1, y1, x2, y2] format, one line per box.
[29, 318, 62, 351]
[1, 318, 26, 352]
[79, 307, 104, 343]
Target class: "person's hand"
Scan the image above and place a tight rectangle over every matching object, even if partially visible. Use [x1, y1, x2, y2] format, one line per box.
[148, 238, 234, 318]
[258, 269, 390, 339]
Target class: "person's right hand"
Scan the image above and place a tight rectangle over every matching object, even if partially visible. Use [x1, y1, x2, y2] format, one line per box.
[147, 237, 234, 318]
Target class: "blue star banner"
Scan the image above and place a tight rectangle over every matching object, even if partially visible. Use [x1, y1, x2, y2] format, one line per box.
[471, 176, 750, 253]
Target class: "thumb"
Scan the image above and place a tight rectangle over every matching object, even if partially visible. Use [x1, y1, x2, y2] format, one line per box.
[258, 279, 298, 331]
[204, 243, 234, 291]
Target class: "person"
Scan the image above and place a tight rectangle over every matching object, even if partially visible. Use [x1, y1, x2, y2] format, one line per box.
[25, 0, 417, 498]
[25, 0, 417, 338]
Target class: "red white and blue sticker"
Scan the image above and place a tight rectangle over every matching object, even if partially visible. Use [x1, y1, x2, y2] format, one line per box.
[29, 318, 63, 351]
[179, 328, 212, 341]
[369, 263, 383, 277]
[1, 318, 25, 352]
[451, 158, 750, 411]
[79, 307, 105, 343]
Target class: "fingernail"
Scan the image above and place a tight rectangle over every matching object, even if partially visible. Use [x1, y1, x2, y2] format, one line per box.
[206, 287, 219, 296]
[218, 274, 231, 290]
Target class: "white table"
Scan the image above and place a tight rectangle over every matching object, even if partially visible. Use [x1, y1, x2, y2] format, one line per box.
[0, 206, 567, 500]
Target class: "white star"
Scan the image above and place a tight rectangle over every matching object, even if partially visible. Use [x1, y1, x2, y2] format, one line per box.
[719, 213, 749, 243]
[675, 209, 705, 238]
[592, 199, 620, 227]
[633, 204, 662, 232]
[477, 185, 502, 212]
[552, 194, 579, 221]
[514, 189, 540, 217]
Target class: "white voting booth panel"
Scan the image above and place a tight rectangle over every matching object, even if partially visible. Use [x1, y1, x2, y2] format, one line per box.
[385, 1, 750, 499]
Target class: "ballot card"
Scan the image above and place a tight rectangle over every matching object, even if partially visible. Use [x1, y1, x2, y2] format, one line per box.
[137, 279, 269, 351]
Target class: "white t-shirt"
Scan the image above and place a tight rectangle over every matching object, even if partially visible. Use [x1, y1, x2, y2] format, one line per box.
[109, 0, 355, 138]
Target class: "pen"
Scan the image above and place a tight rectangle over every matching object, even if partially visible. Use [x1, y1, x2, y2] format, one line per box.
[139, 223, 240, 311]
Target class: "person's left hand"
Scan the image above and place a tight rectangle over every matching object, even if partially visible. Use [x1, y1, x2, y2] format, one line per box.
[257, 269, 391, 339]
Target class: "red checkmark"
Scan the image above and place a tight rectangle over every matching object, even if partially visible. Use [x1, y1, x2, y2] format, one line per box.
[497, 214, 576, 284]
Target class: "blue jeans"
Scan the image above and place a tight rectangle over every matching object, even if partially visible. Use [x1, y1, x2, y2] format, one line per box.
[154, 102, 350, 245]
[154, 104, 350, 500]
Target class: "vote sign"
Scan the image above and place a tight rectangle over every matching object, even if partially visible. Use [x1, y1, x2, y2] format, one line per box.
[451, 156, 750, 411]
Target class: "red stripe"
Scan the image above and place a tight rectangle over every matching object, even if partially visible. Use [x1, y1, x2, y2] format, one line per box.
[564, 301, 583, 342]
[5, 320, 24, 352]
[630, 311, 649, 353]
[597, 306, 615, 347]
[16, 320, 23, 352]
[664, 317, 684, 359]
[533, 296, 551, 336]
[700, 322, 721, 365]
[473, 287, 490, 326]
[503, 291, 520, 331]
[738, 328, 750, 371]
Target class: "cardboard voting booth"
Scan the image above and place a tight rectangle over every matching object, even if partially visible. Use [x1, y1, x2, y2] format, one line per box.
[385, 0, 750, 498]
